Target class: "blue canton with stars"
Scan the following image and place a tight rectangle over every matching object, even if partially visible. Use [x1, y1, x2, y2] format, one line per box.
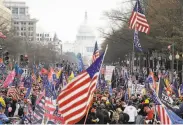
[133, 0, 144, 14]
[86, 53, 104, 78]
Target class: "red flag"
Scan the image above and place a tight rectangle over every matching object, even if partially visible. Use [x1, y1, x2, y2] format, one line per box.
[41, 68, 48, 75]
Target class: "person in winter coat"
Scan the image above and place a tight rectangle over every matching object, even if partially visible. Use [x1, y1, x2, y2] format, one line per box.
[124, 100, 137, 124]
[144, 105, 154, 124]
[117, 108, 129, 124]
[88, 108, 100, 124]
[96, 107, 104, 124]
[0, 97, 10, 124]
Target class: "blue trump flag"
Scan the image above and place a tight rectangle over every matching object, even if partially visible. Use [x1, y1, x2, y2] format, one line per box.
[166, 107, 183, 124]
[15, 64, 24, 75]
[25, 87, 31, 98]
[134, 30, 143, 52]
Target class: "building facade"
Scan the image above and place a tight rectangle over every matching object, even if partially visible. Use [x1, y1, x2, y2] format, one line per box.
[0, 0, 11, 32]
[36, 32, 55, 42]
[74, 12, 96, 65]
[36, 30, 62, 55]
[4, 0, 37, 41]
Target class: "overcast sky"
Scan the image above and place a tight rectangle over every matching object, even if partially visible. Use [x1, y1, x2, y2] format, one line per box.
[7, 0, 130, 42]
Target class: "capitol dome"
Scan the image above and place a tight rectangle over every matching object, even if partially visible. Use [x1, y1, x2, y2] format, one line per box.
[74, 12, 96, 67]
[76, 12, 95, 40]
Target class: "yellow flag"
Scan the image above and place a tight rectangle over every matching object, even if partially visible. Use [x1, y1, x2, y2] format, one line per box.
[56, 70, 62, 79]
[68, 71, 75, 82]
[37, 75, 42, 83]
[164, 78, 170, 87]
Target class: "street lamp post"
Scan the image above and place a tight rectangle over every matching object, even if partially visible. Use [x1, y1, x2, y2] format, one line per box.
[171, 42, 175, 83]
[182, 53, 183, 84]
[176, 53, 180, 74]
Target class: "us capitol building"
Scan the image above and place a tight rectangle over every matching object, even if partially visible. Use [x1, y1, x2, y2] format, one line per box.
[74, 12, 96, 66]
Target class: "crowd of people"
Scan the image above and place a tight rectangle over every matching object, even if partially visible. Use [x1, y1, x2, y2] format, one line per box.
[0, 61, 183, 124]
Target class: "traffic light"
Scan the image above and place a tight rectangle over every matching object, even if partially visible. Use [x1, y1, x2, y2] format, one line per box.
[24, 55, 29, 65]
[20, 54, 29, 66]
[20, 55, 24, 64]
[3, 51, 9, 65]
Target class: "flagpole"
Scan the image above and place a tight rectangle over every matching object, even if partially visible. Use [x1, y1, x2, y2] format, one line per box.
[84, 44, 108, 125]
[132, 36, 135, 74]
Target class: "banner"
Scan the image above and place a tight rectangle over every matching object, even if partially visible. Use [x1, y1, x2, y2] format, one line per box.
[160, 90, 173, 107]
[105, 66, 115, 84]
[136, 84, 145, 94]
[131, 83, 145, 95]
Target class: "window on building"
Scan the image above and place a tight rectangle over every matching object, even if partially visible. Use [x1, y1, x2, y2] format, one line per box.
[21, 27, 23, 31]
[12, 8, 18, 14]
[30, 32, 33, 36]
[21, 32, 23, 36]
[29, 22, 33, 25]
[23, 27, 26, 31]
[29, 27, 33, 31]
[37, 34, 39, 36]
[24, 32, 26, 36]
[19, 8, 25, 15]
[17, 32, 19, 36]
[50, 38, 52, 41]
[37, 38, 39, 41]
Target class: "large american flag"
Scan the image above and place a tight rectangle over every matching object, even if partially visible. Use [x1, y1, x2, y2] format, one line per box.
[57, 53, 104, 124]
[129, 0, 150, 34]
[92, 41, 99, 63]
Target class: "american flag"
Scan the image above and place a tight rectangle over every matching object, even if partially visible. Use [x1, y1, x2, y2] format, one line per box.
[44, 85, 64, 124]
[44, 85, 55, 120]
[147, 81, 172, 124]
[57, 53, 104, 124]
[129, 0, 150, 34]
[156, 105, 171, 124]
[27, 96, 45, 124]
[7, 86, 20, 100]
[92, 41, 100, 63]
